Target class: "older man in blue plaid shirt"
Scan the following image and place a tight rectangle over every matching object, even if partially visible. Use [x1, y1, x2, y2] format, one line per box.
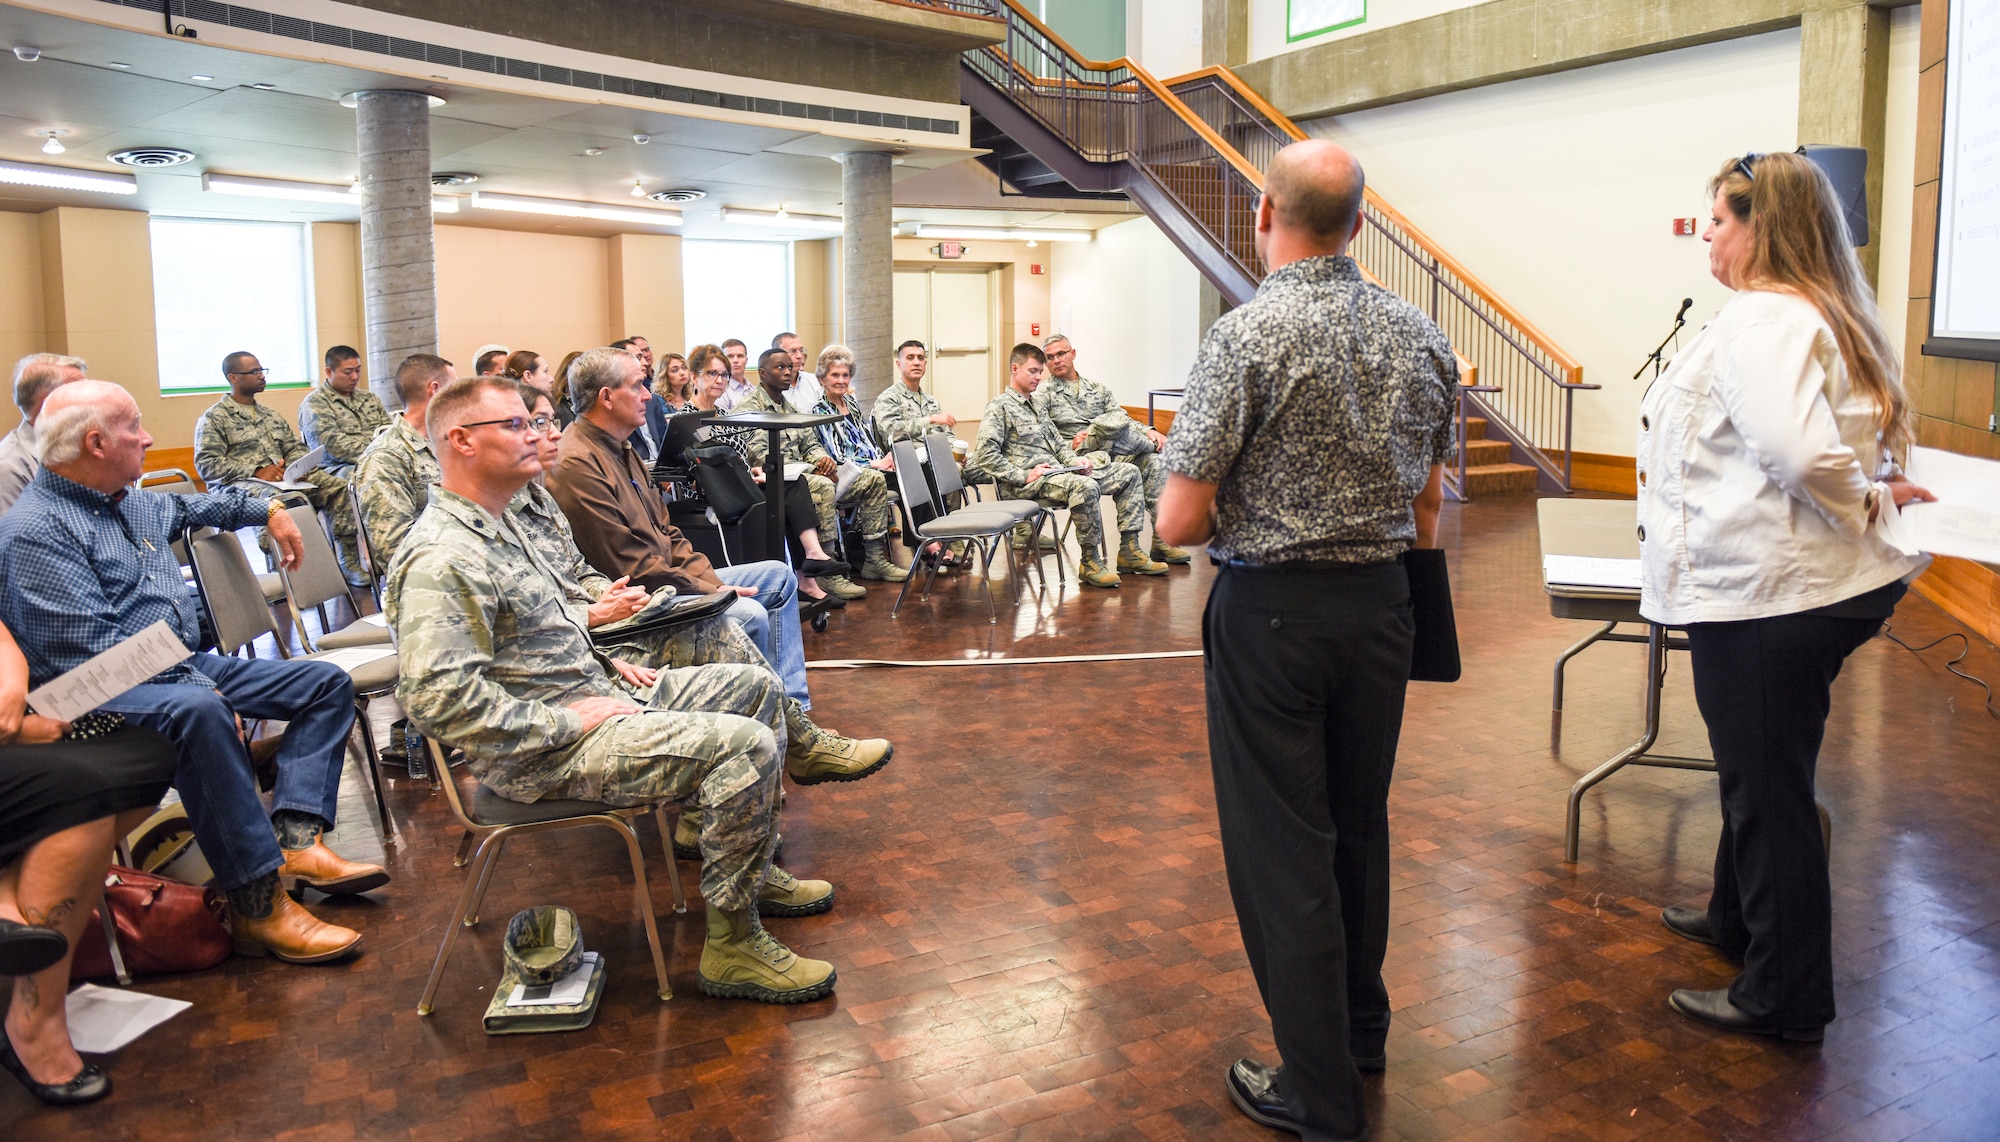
[0, 381, 383, 965]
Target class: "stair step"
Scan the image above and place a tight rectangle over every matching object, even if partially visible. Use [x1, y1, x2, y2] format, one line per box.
[1458, 439, 1513, 466]
[1461, 462, 1540, 496]
[1461, 416, 1488, 441]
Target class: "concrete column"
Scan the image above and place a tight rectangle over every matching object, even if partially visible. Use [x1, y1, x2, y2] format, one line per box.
[1202, 0, 1249, 68]
[1198, 279, 1232, 338]
[840, 151, 894, 409]
[355, 90, 437, 411]
[1796, 3, 1891, 283]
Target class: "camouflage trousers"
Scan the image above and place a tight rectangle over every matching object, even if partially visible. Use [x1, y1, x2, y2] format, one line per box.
[295, 469, 358, 540]
[1012, 462, 1145, 563]
[598, 614, 818, 747]
[1079, 449, 1166, 522]
[810, 466, 892, 545]
[533, 661, 787, 912]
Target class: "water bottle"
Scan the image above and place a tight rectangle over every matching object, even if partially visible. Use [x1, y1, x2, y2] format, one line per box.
[403, 719, 429, 780]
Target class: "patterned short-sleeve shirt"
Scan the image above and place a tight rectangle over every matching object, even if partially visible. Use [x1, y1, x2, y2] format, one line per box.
[1163, 255, 1457, 565]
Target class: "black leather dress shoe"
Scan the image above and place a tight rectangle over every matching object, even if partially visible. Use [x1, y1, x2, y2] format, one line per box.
[1661, 906, 1718, 946]
[0, 1030, 111, 1106]
[800, 557, 850, 577]
[0, 918, 68, 977]
[1668, 988, 1824, 1042]
[1226, 1059, 1303, 1134]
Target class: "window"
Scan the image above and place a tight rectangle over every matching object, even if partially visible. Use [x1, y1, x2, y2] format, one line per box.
[681, 240, 792, 351]
[150, 218, 315, 396]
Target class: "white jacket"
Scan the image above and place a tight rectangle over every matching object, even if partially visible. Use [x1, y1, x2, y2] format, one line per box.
[1636, 290, 1923, 625]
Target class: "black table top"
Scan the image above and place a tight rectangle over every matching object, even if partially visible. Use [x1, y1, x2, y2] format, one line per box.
[710, 410, 842, 429]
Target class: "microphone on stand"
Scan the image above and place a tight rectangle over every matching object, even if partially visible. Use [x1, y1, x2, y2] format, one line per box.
[1634, 298, 1696, 380]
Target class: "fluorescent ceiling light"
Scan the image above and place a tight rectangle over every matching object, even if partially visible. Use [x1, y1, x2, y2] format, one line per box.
[909, 224, 1092, 243]
[430, 197, 459, 214]
[722, 208, 842, 233]
[0, 159, 137, 195]
[470, 191, 682, 227]
[204, 173, 358, 204]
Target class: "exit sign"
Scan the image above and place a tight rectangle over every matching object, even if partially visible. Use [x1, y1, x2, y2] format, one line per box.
[933, 241, 965, 259]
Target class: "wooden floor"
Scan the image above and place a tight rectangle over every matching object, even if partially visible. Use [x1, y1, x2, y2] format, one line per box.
[10, 493, 2000, 1140]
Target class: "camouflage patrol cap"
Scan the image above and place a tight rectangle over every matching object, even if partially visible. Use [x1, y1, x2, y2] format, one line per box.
[502, 905, 584, 986]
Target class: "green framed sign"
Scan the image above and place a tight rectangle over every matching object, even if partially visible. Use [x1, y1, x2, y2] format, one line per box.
[1288, 0, 1366, 42]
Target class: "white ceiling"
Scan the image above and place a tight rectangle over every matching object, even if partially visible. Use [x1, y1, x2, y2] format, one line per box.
[0, 4, 1138, 240]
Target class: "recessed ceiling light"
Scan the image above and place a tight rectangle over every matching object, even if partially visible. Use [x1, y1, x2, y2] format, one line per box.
[249, 83, 276, 90]
[204, 172, 360, 204]
[582, 148, 605, 157]
[0, 159, 137, 195]
[722, 207, 843, 233]
[189, 74, 213, 82]
[106, 61, 131, 70]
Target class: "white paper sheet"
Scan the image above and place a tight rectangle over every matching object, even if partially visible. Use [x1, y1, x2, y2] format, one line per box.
[506, 952, 599, 1007]
[358, 612, 387, 627]
[283, 445, 326, 483]
[1895, 446, 2000, 565]
[64, 984, 191, 1053]
[310, 646, 396, 671]
[26, 620, 193, 721]
[1542, 555, 1643, 590]
[782, 461, 810, 482]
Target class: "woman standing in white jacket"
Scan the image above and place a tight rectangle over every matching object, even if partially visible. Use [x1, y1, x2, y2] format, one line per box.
[1638, 151, 1932, 1042]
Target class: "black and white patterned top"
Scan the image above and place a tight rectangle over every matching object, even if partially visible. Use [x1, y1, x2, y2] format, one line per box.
[1164, 255, 1457, 565]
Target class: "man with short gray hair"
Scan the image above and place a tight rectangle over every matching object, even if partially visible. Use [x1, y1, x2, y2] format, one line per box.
[1034, 335, 1187, 566]
[0, 353, 86, 515]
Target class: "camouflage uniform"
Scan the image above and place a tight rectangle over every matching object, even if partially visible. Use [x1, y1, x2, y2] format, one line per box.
[389, 487, 786, 912]
[972, 387, 1145, 563]
[298, 382, 390, 479]
[872, 382, 990, 485]
[192, 397, 357, 546]
[353, 416, 439, 568]
[1034, 372, 1166, 521]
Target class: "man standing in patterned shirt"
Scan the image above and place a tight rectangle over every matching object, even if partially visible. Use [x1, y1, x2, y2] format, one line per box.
[193, 350, 363, 580]
[1033, 334, 1188, 567]
[1157, 140, 1453, 1142]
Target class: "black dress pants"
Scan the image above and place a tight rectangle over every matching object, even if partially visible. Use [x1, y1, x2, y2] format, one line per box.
[1685, 605, 1883, 1029]
[1203, 561, 1413, 1142]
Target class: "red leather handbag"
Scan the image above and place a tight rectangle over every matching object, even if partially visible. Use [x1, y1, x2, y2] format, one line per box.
[70, 865, 232, 981]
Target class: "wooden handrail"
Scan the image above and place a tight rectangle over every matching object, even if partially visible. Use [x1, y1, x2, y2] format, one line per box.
[983, 0, 1267, 187]
[1161, 66, 1311, 141]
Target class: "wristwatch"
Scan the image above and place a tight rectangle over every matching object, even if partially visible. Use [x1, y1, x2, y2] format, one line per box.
[266, 496, 285, 520]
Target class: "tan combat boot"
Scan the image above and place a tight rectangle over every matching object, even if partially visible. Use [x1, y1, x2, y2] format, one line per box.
[820, 574, 868, 599]
[787, 721, 892, 785]
[673, 807, 703, 861]
[859, 537, 909, 582]
[1151, 537, 1192, 564]
[1077, 556, 1121, 588]
[1010, 523, 1032, 551]
[1116, 534, 1169, 575]
[697, 905, 837, 1003]
[758, 866, 834, 917]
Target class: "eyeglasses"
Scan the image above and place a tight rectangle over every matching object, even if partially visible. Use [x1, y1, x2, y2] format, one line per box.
[229, 367, 271, 377]
[459, 415, 551, 435]
[1734, 153, 1762, 182]
[701, 369, 730, 380]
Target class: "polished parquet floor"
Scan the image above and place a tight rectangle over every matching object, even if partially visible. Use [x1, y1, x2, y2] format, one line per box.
[9, 493, 2000, 1140]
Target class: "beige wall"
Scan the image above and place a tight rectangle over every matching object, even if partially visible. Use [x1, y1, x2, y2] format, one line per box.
[608, 233, 685, 354]
[892, 236, 1052, 353]
[0, 212, 46, 431]
[311, 222, 365, 379]
[434, 226, 614, 373]
[793, 239, 840, 356]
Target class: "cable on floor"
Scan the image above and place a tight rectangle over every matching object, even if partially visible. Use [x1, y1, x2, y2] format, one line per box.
[807, 649, 1203, 669]
[1883, 623, 2000, 720]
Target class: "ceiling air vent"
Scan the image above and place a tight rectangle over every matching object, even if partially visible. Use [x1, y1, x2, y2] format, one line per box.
[432, 172, 479, 186]
[108, 147, 195, 168]
[649, 188, 706, 203]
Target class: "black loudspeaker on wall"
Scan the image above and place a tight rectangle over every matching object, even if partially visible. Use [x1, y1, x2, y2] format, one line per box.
[1797, 144, 1869, 247]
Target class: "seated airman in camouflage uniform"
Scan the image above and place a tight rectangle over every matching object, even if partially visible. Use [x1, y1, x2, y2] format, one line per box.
[297, 345, 389, 481]
[354, 354, 452, 568]
[873, 340, 989, 486]
[728, 351, 859, 589]
[1033, 335, 1189, 567]
[973, 343, 1164, 588]
[193, 350, 364, 580]
[390, 375, 840, 1005]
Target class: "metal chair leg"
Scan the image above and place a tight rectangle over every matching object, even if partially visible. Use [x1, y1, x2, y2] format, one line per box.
[418, 833, 499, 1015]
[100, 899, 132, 986]
[351, 700, 392, 841]
[452, 829, 475, 868]
[651, 805, 687, 914]
[602, 818, 672, 1002]
[977, 539, 997, 624]
[464, 833, 509, 926]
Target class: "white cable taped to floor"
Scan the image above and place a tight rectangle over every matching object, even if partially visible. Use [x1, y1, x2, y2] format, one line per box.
[806, 650, 1203, 669]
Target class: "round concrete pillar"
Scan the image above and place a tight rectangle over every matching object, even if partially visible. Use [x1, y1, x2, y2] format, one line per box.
[839, 151, 894, 410]
[355, 90, 437, 412]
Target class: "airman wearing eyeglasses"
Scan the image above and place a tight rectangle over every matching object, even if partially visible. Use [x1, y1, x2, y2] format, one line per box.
[194, 350, 363, 580]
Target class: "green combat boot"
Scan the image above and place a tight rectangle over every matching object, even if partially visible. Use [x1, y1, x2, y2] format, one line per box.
[336, 534, 372, 588]
[1151, 538, 1192, 564]
[758, 866, 834, 917]
[1116, 534, 1169, 575]
[1077, 556, 1121, 588]
[697, 905, 836, 1003]
[820, 574, 868, 599]
[1010, 523, 1032, 551]
[786, 717, 892, 785]
[672, 808, 702, 861]
[859, 537, 909, 582]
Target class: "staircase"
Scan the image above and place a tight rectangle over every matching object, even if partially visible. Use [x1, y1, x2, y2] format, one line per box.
[955, 0, 1590, 499]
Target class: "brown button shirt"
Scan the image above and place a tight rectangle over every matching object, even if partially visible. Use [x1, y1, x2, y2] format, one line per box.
[546, 416, 724, 595]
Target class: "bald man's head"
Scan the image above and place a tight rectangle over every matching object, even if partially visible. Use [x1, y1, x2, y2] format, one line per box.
[38, 379, 151, 490]
[1263, 140, 1366, 243]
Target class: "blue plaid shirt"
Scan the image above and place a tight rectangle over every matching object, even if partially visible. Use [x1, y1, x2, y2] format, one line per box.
[0, 469, 269, 688]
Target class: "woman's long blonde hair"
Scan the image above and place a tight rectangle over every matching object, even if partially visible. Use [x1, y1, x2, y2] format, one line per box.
[1711, 152, 1908, 455]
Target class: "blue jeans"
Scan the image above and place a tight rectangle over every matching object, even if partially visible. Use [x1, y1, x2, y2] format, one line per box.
[101, 654, 356, 890]
[715, 560, 808, 709]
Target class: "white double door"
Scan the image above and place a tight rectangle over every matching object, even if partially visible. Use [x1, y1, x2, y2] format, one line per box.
[891, 266, 998, 424]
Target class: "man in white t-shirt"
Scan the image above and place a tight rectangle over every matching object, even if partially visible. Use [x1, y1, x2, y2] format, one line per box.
[774, 332, 823, 411]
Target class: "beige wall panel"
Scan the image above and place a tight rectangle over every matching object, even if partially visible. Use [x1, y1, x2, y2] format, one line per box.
[930, 268, 994, 421]
[791, 239, 833, 357]
[311, 222, 365, 381]
[1920, 0, 1947, 71]
[607, 233, 684, 354]
[0, 212, 48, 437]
[1908, 179, 1939, 302]
[435, 225, 612, 371]
[1914, 60, 1944, 186]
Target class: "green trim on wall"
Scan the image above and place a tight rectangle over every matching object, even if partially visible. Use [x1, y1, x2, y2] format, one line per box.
[1288, 0, 1366, 43]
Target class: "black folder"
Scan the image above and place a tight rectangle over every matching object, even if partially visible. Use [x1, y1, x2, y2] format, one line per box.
[1405, 548, 1461, 683]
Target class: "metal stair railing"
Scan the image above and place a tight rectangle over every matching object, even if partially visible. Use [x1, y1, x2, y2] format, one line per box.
[1162, 67, 1597, 494]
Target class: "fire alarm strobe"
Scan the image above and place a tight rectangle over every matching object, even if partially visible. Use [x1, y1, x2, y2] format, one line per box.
[1030, 263, 1044, 275]
[1672, 218, 1699, 236]
[1031, 322, 1041, 337]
